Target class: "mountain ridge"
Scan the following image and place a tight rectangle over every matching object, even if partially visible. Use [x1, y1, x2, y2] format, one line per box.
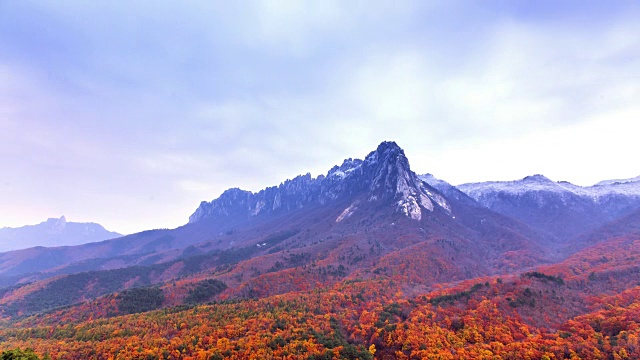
[190, 141, 451, 224]
[0, 141, 555, 315]
[457, 174, 640, 246]
[0, 142, 638, 319]
[458, 174, 640, 199]
[0, 216, 121, 253]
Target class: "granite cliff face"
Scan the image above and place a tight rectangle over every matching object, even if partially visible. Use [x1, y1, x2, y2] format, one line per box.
[189, 141, 451, 223]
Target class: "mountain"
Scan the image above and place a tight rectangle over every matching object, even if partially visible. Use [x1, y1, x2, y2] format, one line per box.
[0, 216, 121, 252]
[566, 205, 640, 253]
[4, 197, 640, 359]
[190, 141, 452, 224]
[0, 142, 453, 279]
[186, 141, 553, 279]
[2, 142, 640, 359]
[0, 141, 552, 315]
[419, 173, 480, 208]
[596, 175, 640, 186]
[458, 175, 640, 246]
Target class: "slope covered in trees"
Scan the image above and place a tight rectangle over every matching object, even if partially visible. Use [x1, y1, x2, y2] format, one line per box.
[1, 271, 640, 359]
[0, 230, 638, 359]
[0, 142, 638, 359]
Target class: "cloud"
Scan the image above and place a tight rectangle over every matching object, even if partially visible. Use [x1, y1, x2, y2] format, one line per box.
[347, 50, 434, 123]
[246, 0, 347, 52]
[437, 105, 640, 186]
[139, 6, 640, 194]
[1, 1, 640, 233]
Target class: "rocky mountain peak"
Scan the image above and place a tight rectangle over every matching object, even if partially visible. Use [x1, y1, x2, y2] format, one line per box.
[0, 217, 121, 252]
[523, 174, 553, 183]
[363, 141, 405, 167]
[362, 141, 411, 199]
[189, 141, 451, 224]
[327, 159, 363, 180]
[45, 215, 67, 233]
[188, 188, 253, 223]
[46, 215, 67, 224]
[356, 142, 450, 220]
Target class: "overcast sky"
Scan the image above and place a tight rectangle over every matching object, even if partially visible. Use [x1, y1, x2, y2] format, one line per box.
[1, 1, 639, 234]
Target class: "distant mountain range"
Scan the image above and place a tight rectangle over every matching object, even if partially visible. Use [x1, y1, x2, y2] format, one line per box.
[0, 216, 121, 252]
[457, 174, 640, 249]
[0, 141, 638, 319]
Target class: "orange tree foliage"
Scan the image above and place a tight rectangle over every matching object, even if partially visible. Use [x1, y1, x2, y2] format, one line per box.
[4, 229, 640, 360]
[1, 273, 640, 359]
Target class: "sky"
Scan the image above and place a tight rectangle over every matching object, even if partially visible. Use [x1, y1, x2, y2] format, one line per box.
[1, 1, 639, 234]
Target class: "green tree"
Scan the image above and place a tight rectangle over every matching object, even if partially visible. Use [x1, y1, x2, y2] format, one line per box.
[0, 348, 46, 360]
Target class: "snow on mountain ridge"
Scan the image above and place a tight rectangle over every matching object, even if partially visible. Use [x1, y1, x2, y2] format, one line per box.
[419, 174, 449, 191]
[327, 158, 363, 180]
[458, 175, 640, 202]
[458, 175, 566, 199]
[455, 174, 640, 242]
[595, 175, 640, 186]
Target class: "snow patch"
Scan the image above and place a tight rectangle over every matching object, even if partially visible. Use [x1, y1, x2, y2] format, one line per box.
[459, 174, 640, 202]
[595, 175, 640, 186]
[327, 158, 363, 180]
[330, 170, 346, 178]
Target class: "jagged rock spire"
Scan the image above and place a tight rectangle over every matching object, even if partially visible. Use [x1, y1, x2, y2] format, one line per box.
[189, 141, 451, 223]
